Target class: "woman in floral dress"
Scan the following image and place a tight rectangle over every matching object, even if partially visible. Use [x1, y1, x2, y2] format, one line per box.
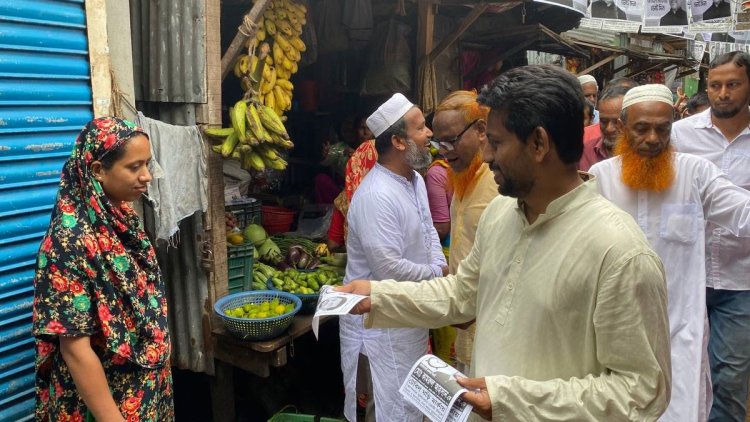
[33, 117, 173, 421]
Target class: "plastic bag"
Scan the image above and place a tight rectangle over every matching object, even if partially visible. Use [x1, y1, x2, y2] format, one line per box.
[360, 19, 413, 95]
[291, 204, 334, 240]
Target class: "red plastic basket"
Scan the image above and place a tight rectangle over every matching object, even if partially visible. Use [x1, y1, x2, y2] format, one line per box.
[262, 206, 296, 234]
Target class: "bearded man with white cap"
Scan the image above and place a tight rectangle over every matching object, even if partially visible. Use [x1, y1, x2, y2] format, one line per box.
[590, 84, 750, 422]
[340, 93, 448, 422]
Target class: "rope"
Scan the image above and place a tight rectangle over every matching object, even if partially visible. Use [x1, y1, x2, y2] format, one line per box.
[238, 14, 259, 37]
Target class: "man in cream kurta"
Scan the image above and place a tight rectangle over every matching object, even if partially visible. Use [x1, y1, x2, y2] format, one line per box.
[339, 65, 671, 421]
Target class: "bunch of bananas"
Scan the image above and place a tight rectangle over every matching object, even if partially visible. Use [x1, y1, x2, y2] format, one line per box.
[206, 99, 294, 172]
[234, 0, 307, 118]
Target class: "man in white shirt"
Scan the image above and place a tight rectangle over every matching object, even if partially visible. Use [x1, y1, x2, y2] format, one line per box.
[339, 65, 671, 421]
[340, 93, 448, 422]
[671, 51, 750, 422]
[590, 84, 750, 422]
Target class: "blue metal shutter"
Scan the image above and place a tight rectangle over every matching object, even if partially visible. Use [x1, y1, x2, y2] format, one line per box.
[0, 1, 92, 420]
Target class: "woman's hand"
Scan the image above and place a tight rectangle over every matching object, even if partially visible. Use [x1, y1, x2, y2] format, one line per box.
[60, 336, 126, 422]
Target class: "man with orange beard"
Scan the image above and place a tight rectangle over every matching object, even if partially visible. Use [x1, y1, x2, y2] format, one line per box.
[589, 84, 750, 422]
[431, 90, 499, 375]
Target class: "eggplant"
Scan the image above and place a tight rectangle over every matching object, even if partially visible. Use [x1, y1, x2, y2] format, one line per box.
[287, 245, 304, 266]
[297, 251, 311, 269]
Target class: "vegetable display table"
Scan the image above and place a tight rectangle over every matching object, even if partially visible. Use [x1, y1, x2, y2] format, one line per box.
[210, 315, 332, 421]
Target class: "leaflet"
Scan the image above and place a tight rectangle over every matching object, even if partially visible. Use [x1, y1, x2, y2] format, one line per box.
[312, 285, 367, 339]
[399, 354, 474, 422]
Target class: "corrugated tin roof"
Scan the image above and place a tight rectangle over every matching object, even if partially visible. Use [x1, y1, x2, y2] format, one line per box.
[130, 0, 207, 103]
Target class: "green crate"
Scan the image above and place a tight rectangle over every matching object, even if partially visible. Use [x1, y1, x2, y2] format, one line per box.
[227, 243, 254, 294]
[226, 197, 262, 227]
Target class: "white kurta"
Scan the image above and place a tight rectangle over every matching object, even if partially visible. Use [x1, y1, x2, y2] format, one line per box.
[342, 163, 446, 422]
[590, 152, 750, 422]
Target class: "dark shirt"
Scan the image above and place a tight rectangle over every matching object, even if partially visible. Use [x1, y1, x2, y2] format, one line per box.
[660, 9, 687, 25]
[591, 1, 627, 19]
[702, 1, 731, 20]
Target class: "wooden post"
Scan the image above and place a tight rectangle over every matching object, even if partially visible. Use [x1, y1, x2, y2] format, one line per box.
[220, 0, 272, 82]
[427, 3, 488, 61]
[417, 0, 435, 62]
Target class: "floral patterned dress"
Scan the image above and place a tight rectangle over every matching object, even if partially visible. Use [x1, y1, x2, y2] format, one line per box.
[33, 118, 173, 421]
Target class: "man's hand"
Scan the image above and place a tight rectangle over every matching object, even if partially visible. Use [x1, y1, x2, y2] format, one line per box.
[441, 266, 449, 276]
[457, 376, 492, 420]
[334, 280, 372, 314]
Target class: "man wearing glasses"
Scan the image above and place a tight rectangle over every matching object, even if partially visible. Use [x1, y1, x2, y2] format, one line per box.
[430, 90, 498, 376]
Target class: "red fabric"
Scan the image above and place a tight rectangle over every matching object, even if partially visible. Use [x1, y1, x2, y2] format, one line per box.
[328, 208, 346, 245]
[578, 124, 610, 172]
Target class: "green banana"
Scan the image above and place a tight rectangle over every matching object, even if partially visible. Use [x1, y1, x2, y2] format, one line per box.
[231, 100, 248, 143]
[204, 127, 235, 139]
[256, 103, 289, 137]
[244, 103, 264, 140]
[220, 132, 240, 157]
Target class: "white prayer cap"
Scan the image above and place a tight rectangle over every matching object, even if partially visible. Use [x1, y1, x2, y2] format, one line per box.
[366, 93, 415, 137]
[578, 74, 598, 88]
[621, 84, 674, 110]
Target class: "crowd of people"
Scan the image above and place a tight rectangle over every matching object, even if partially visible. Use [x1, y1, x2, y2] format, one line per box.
[30, 49, 750, 421]
[335, 51, 750, 422]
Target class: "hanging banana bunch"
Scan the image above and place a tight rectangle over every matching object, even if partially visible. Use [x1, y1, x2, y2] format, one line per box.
[243, 0, 306, 118]
[219, 0, 307, 172]
[206, 99, 293, 172]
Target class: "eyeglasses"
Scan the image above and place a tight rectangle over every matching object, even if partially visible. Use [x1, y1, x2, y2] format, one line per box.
[431, 119, 480, 152]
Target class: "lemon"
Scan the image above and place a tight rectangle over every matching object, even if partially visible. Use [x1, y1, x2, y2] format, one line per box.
[274, 305, 286, 315]
[227, 233, 245, 245]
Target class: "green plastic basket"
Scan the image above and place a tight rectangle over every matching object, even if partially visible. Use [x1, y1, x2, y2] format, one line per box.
[268, 405, 344, 422]
[227, 243, 254, 294]
[214, 291, 301, 341]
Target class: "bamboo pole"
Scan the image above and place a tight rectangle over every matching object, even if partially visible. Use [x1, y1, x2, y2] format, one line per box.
[220, 0, 272, 82]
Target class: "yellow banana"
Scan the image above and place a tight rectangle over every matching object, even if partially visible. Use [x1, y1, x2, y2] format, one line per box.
[275, 79, 293, 92]
[256, 28, 266, 42]
[296, 3, 307, 14]
[263, 10, 274, 20]
[262, 63, 272, 80]
[278, 19, 293, 37]
[261, 66, 276, 95]
[289, 61, 298, 74]
[250, 55, 259, 75]
[211, 144, 222, 154]
[233, 58, 243, 78]
[281, 57, 293, 71]
[285, 47, 300, 62]
[265, 91, 276, 109]
[256, 103, 289, 136]
[275, 66, 290, 80]
[273, 42, 285, 66]
[221, 132, 240, 157]
[245, 130, 260, 146]
[274, 85, 290, 110]
[239, 55, 250, 74]
[232, 149, 241, 160]
[290, 36, 306, 52]
[258, 144, 280, 161]
[275, 8, 287, 20]
[265, 19, 277, 36]
[266, 55, 273, 65]
[275, 33, 292, 52]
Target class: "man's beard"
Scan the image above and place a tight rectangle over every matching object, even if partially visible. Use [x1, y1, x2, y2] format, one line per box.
[615, 133, 675, 193]
[602, 134, 619, 151]
[405, 138, 433, 170]
[448, 153, 484, 200]
[712, 103, 746, 119]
